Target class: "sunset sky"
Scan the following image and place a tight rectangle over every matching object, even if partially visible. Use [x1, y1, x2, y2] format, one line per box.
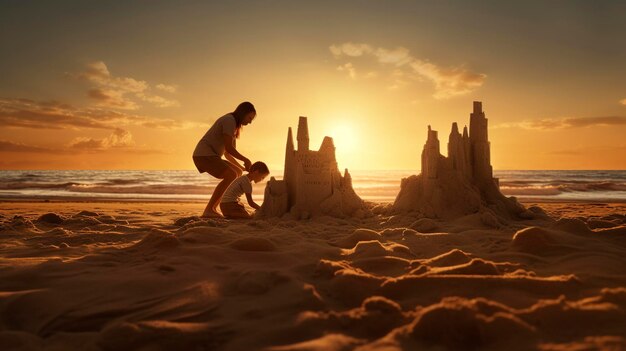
[1, 1, 625, 171]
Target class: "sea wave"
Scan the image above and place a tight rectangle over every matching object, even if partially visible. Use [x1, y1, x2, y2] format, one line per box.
[499, 181, 626, 195]
[0, 170, 625, 201]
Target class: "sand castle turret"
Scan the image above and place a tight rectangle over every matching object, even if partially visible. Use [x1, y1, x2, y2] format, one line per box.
[297, 116, 309, 151]
[394, 101, 531, 220]
[259, 117, 364, 219]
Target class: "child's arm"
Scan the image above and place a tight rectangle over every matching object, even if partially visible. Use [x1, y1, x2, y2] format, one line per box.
[245, 192, 261, 210]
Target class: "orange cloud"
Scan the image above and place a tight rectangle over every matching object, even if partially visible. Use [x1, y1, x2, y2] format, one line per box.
[0, 98, 194, 131]
[0, 140, 61, 153]
[69, 129, 134, 150]
[329, 42, 486, 98]
[156, 83, 178, 93]
[497, 116, 626, 130]
[88, 88, 139, 110]
[74, 61, 179, 109]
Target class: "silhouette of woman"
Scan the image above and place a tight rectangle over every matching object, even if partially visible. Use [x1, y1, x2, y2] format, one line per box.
[192, 102, 256, 218]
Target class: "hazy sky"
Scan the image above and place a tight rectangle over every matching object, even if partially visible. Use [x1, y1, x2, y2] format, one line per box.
[1, 0, 625, 171]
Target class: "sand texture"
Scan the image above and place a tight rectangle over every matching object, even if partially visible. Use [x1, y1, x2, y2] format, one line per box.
[1, 201, 626, 350]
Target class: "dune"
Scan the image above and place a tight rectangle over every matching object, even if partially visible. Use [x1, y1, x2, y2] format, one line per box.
[0, 200, 625, 350]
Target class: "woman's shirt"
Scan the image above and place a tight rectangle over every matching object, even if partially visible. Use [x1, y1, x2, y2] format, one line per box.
[193, 113, 237, 157]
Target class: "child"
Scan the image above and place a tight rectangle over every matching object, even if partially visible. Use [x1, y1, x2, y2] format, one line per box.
[219, 161, 270, 219]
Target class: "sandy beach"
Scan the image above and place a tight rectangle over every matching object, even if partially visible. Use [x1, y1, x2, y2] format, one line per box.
[1, 200, 625, 350]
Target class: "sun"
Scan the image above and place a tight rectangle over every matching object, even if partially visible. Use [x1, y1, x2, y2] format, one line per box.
[327, 121, 359, 153]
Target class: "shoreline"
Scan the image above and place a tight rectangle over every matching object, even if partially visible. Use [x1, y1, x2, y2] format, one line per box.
[1, 196, 626, 204]
[2, 199, 625, 222]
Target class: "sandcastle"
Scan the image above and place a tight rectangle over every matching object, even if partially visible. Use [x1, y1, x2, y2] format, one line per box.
[258, 117, 364, 219]
[394, 101, 532, 220]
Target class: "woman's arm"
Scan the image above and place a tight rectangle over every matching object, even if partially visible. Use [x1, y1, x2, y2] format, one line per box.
[223, 134, 252, 170]
[224, 151, 245, 171]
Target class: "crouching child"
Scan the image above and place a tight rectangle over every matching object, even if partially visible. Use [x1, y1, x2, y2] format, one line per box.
[220, 161, 270, 219]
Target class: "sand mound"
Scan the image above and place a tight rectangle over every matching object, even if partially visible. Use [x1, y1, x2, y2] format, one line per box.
[350, 256, 410, 277]
[410, 218, 439, 232]
[73, 210, 100, 217]
[595, 225, 626, 236]
[550, 218, 592, 234]
[98, 320, 225, 351]
[328, 270, 386, 307]
[409, 297, 534, 350]
[335, 229, 382, 248]
[423, 249, 472, 267]
[342, 240, 411, 258]
[587, 219, 619, 229]
[430, 258, 501, 276]
[512, 227, 555, 253]
[178, 226, 231, 245]
[294, 296, 408, 342]
[130, 230, 180, 251]
[174, 216, 203, 227]
[267, 333, 365, 351]
[36, 213, 64, 225]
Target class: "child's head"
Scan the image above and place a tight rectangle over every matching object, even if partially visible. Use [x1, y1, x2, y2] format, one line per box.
[248, 161, 270, 183]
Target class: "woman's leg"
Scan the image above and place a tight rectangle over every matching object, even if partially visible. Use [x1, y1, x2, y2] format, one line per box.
[225, 160, 243, 177]
[203, 167, 237, 218]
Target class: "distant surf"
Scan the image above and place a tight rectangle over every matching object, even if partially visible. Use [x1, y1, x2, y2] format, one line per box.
[0, 170, 624, 202]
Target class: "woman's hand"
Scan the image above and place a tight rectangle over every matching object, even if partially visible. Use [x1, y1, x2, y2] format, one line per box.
[243, 158, 252, 171]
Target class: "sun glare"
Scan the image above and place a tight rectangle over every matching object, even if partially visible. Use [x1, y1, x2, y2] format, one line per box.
[328, 122, 359, 153]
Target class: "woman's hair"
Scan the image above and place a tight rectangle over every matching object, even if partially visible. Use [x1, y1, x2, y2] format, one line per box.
[232, 101, 256, 138]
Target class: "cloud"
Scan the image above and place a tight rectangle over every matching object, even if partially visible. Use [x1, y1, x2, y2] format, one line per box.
[0, 140, 60, 153]
[409, 61, 486, 99]
[374, 47, 413, 66]
[329, 43, 373, 57]
[88, 88, 139, 110]
[543, 145, 626, 156]
[136, 93, 180, 108]
[0, 98, 195, 131]
[69, 129, 134, 150]
[620, 98, 626, 106]
[156, 84, 178, 93]
[329, 42, 486, 99]
[73, 61, 179, 109]
[500, 116, 626, 130]
[0, 133, 162, 154]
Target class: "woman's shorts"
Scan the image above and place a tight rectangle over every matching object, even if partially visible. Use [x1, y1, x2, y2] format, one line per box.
[193, 156, 230, 178]
[220, 202, 251, 219]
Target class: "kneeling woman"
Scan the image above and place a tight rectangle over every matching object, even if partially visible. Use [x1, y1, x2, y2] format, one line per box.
[192, 101, 256, 218]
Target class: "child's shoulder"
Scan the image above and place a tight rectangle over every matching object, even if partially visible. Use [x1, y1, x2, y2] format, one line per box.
[238, 174, 252, 184]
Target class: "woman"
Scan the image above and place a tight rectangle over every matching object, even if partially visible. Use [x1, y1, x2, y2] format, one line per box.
[193, 101, 256, 218]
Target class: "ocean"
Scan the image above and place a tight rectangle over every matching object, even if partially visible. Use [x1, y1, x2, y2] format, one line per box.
[0, 170, 625, 203]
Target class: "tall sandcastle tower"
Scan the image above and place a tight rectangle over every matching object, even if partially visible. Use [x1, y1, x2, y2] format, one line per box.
[394, 101, 531, 220]
[259, 117, 363, 219]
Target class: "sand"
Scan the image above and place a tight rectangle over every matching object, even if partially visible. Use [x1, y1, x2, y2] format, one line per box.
[1, 200, 626, 350]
